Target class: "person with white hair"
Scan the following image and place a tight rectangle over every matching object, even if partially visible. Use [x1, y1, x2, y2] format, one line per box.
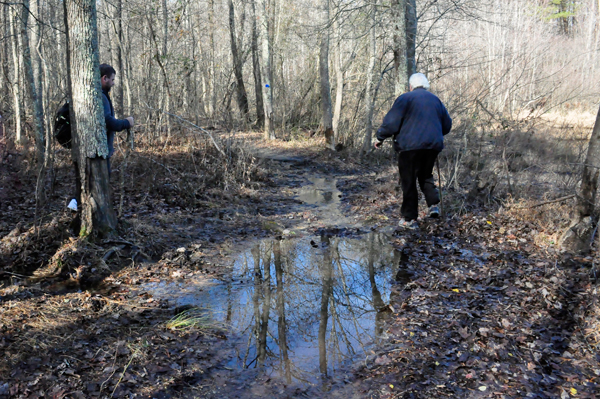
[374, 73, 452, 229]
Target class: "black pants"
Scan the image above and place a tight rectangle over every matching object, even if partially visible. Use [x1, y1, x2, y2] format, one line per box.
[398, 149, 440, 221]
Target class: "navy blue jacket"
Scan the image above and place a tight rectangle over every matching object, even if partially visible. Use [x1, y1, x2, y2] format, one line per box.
[102, 89, 130, 158]
[376, 88, 452, 152]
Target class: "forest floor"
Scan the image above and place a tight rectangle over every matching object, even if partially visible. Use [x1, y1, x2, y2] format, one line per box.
[1, 132, 599, 398]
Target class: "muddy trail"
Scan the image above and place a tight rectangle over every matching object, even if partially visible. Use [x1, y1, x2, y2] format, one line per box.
[1, 140, 600, 398]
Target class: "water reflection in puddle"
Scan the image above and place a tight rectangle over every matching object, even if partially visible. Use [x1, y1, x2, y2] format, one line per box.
[296, 177, 350, 226]
[297, 177, 341, 206]
[144, 233, 399, 385]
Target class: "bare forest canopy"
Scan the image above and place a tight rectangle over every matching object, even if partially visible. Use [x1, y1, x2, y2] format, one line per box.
[1, 0, 599, 149]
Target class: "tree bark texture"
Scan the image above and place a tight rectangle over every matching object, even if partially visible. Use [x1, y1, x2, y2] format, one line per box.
[251, 0, 265, 128]
[208, 0, 216, 117]
[319, 0, 334, 149]
[361, 2, 377, 155]
[561, 104, 600, 253]
[332, 20, 344, 142]
[65, 0, 116, 237]
[260, 0, 275, 140]
[20, 0, 46, 157]
[9, 7, 22, 143]
[32, 0, 44, 127]
[405, 0, 417, 78]
[0, 5, 7, 108]
[114, 0, 124, 117]
[392, 0, 408, 96]
[162, 0, 168, 57]
[229, 0, 250, 120]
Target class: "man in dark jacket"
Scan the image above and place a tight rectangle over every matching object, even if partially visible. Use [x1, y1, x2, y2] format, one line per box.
[374, 73, 452, 229]
[68, 64, 135, 212]
[100, 63, 134, 177]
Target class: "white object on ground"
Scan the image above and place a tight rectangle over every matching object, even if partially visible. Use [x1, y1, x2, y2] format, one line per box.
[67, 199, 78, 211]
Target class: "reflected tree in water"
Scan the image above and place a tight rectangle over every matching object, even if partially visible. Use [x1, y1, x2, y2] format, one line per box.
[318, 235, 335, 375]
[224, 234, 395, 381]
[274, 240, 291, 383]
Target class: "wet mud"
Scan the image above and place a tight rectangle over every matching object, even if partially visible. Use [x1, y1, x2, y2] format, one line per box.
[142, 233, 398, 392]
[3, 145, 599, 399]
[136, 175, 402, 396]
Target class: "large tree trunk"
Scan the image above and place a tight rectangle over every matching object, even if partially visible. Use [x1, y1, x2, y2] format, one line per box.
[251, 0, 265, 128]
[161, 0, 171, 139]
[332, 18, 344, 143]
[65, 0, 117, 238]
[0, 5, 8, 111]
[8, 7, 22, 144]
[31, 0, 45, 132]
[561, 105, 600, 253]
[162, 0, 168, 57]
[208, 0, 217, 118]
[361, 2, 377, 156]
[20, 0, 46, 158]
[114, 0, 124, 117]
[31, 0, 51, 209]
[259, 0, 275, 140]
[405, 0, 417, 78]
[319, 0, 334, 149]
[392, 0, 408, 96]
[229, 0, 250, 121]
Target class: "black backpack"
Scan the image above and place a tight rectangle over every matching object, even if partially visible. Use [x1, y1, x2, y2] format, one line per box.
[54, 101, 72, 149]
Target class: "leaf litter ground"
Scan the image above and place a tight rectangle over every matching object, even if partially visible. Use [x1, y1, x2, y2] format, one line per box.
[1, 133, 599, 398]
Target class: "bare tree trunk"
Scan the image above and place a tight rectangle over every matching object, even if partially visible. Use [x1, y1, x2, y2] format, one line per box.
[392, 0, 407, 96]
[260, 0, 275, 140]
[229, 0, 250, 121]
[561, 105, 600, 253]
[0, 5, 9, 111]
[123, 23, 132, 115]
[319, 0, 334, 149]
[332, 18, 344, 143]
[208, 0, 217, 118]
[21, 0, 46, 157]
[9, 7, 22, 143]
[251, 0, 265, 128]
[32, 0, 44, 128]
[162, 0, 171, 138]
[162, 0, 168, 57]
[31, 0, 53, 208]
[113, 0, 124, 117]
[65, 0, 117, 238]
[405, 0, 417, 78]
[361, 2, 377, 156]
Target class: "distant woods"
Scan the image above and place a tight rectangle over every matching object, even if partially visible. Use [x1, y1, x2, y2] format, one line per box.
[1, 0, 600, 148]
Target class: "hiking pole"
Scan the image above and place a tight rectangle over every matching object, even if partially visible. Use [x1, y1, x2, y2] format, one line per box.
[119, 128, 133, 217]
[436, 158, 444, 217]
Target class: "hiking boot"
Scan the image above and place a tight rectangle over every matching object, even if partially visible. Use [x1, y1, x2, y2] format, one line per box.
[428, 205, 440, 218]
[398, 218, 418, 230]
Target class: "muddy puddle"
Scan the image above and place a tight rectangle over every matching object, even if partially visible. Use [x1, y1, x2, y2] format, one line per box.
[143, 232, 402, 389]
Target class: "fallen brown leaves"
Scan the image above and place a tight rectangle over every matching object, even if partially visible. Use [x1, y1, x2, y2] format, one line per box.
[2, 133, 600, 398]
[348, 212, 600, 398]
